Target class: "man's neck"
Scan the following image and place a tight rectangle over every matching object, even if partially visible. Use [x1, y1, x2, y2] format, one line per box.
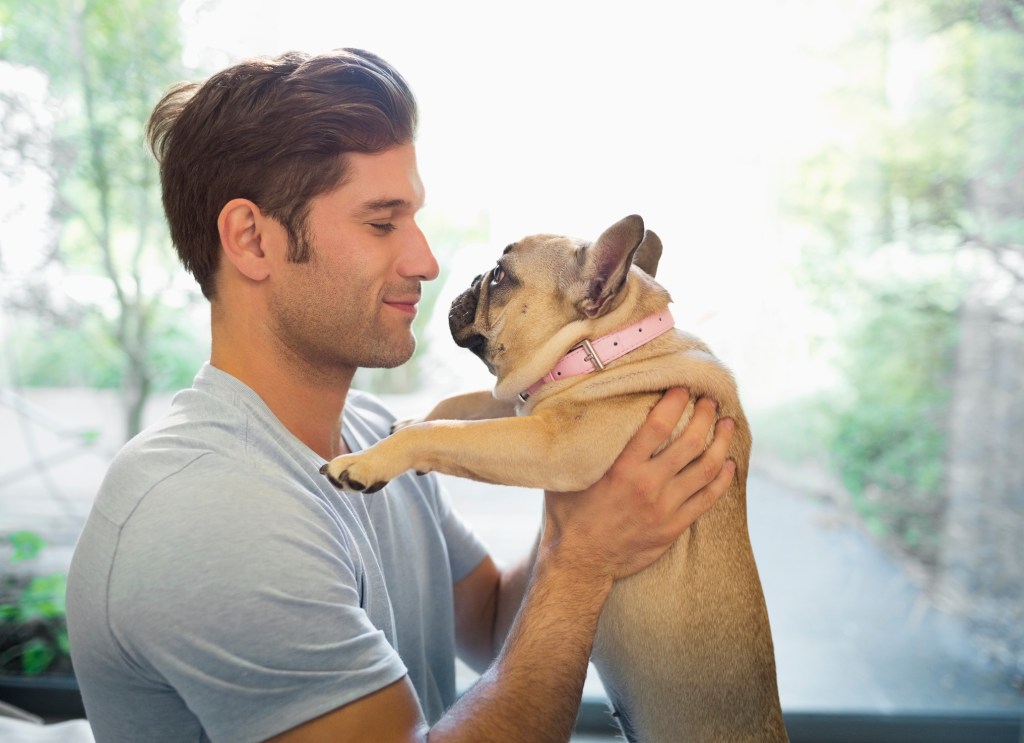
[211, 338, 354, 462]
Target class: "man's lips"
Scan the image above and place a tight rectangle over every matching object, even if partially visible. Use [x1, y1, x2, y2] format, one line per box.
[384, 296, 420, 315]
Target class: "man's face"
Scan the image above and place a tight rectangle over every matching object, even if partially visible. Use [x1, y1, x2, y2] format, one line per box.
[268, 143, 438, 374]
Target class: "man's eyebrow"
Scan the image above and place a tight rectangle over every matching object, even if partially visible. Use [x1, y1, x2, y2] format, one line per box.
[354, 198, 413, 217]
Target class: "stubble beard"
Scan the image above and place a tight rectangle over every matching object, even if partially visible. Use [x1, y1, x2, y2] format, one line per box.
[268, 276, 419, 382]
[269, 232, 420, 380]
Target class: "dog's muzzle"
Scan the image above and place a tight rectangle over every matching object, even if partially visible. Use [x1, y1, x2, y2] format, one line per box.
[449, 279, 486, 357]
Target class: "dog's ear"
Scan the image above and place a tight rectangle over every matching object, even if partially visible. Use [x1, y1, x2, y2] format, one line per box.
[579, 215, 646, 318]
[633, 230, 662, 278]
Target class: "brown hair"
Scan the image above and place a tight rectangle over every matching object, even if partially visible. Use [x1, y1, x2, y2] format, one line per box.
[146, 49, 418, 299]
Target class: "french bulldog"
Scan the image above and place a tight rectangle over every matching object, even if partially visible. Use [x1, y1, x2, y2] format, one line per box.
[323, 215, 788, 742]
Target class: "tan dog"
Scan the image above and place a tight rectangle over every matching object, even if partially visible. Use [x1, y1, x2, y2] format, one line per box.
[323, 215, 788, 742]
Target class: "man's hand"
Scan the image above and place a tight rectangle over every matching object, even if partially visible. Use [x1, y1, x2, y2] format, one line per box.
[542, 387, 736, 583]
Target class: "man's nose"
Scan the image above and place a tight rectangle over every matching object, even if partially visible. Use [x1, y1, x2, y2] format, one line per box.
[399, 223, 440, 281]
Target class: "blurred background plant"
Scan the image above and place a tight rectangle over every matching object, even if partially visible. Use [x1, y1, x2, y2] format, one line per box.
[0, 531, 69, 676]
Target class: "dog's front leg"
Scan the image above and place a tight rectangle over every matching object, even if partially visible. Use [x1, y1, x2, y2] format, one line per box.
[322, 407, 621, 493]
[392, 390, 518, 432]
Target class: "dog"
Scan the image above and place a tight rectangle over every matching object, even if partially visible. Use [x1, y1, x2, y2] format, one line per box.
[323, 215, 788, 742]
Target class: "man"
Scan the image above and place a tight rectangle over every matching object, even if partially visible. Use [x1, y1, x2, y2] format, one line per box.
[66, 48, 736, 742]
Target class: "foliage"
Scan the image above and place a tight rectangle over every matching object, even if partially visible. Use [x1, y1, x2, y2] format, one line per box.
[5, 531, 45, 563]
[752, 283, 957, 565]
[825, 282, 957, 563]
[5, 303, 206, 392]
[782, 0, 1024, 561]
[0, 0, 193, 440]
[0, 531, 69, 676]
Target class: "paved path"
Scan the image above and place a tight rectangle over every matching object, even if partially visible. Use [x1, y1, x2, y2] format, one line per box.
[440, 464, 1024, 714]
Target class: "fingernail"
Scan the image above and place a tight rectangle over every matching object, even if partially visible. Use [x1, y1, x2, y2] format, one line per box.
[722, 417, 735, 430]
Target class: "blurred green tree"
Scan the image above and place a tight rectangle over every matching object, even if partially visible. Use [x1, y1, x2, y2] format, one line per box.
[783, 0, 1024, 674]
[0, 0, 200, 440]
[785, 0, 1024, 563]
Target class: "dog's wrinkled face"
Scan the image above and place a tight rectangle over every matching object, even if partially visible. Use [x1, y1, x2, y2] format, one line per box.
[449, 233, 583, 374]
[448, 214, 662, 392]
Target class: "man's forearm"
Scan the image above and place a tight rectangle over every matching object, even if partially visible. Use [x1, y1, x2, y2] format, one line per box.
[491, 530, 540, 658]
[432, 551, 611, 743]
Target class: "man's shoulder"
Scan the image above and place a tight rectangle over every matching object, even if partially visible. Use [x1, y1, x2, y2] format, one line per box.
[94, 387, 312, 529]
[102, 390, 246, 481]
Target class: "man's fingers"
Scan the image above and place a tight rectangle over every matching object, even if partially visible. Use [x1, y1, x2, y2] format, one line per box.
[651, 396, 719, 476]
[671, 458, 736, 531]
[696, 416, 736, 480]
[666, 416, 736, 497]
[615, 388, 691, 467]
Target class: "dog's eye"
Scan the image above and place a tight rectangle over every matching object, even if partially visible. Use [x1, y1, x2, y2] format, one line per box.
[490, 265, 506, 285]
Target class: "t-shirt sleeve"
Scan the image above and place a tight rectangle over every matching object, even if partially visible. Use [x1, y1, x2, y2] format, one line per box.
[108, 460, 408, 743]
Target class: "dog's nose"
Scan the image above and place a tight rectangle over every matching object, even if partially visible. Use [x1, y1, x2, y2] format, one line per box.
[449, 295, 475, 327]
[449, 287, 480, 340]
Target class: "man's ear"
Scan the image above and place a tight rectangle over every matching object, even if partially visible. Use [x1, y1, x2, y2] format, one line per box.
[217, 198, 271, 282]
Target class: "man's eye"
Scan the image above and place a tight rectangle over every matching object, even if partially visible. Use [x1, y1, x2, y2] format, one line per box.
[370, 223, 396, 234]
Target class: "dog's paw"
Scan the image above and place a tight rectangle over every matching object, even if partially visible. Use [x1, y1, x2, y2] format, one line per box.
[320, 454, 390, 494]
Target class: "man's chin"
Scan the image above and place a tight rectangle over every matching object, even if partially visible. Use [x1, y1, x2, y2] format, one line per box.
[361, 337, 416, 370]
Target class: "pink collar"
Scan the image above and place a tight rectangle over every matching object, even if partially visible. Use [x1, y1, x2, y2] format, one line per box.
[519, 309, 674, 401]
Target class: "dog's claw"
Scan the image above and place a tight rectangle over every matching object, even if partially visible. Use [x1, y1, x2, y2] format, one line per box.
[321, 463, 357, 490]
[320, 460, 391, 493]
[323, 470, 345, 489]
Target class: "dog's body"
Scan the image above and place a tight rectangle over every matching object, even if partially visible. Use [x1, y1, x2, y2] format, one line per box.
[324, 215, 787, 741]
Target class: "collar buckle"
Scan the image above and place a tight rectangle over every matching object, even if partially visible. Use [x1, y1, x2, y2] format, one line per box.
[573, 338, 606, 372]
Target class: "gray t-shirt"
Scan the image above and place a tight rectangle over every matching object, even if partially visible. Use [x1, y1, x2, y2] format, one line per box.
[66, 364, 488, 742]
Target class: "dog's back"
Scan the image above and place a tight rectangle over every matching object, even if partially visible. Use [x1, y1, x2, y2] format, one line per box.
[591, 334, 788, 742]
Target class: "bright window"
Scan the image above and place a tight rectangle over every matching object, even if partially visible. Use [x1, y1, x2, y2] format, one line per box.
[1, 1, 1021, 739]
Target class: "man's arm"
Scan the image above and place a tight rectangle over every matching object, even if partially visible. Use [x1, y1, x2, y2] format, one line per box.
[268, 389, 734, 742]
[452, 548, 535, 674]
